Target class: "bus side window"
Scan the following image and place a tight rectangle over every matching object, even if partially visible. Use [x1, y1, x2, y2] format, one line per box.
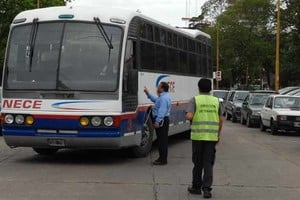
[124, 40, 136, 93]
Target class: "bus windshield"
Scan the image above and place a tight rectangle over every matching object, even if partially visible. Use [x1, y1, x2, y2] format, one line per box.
[5, 22, 123, 92]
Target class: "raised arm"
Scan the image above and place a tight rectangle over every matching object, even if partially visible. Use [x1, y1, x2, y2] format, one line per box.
[144, 87, 158, 103]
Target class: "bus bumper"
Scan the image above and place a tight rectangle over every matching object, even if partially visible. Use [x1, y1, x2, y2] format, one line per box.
[3, 133, 142, 149]
[4, 135, 141, 149]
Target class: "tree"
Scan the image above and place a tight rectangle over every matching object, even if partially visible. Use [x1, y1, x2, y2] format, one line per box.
[202, 0, 300, 87]
[200, 0, 239, 20]
[0, 0, 65, 73]
[203, 0, 275, 88]
[280, 0, 300, 86]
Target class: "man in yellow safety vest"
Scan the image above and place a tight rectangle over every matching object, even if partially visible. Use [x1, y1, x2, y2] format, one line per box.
[186, 78, 223, 199]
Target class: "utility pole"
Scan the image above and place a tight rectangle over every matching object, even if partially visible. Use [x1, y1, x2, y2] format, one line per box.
[216, 25, 220, 89]
[275, 0, 281, 93]
[37, 0, 40, 8]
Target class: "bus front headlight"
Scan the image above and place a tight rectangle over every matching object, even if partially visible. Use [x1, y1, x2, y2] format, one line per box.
[104, 117, 114, 127]
[91, 117, 102, 127]
[5, 114, 14, 124]
[15, 115, 25, 125]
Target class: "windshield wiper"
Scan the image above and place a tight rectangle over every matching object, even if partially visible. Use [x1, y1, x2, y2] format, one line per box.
[94, 17, 114, 49]
[27, 18, 39, 72]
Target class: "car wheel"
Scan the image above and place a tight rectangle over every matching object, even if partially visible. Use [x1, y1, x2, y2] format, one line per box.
[270, 120, 278, 135]
[131, 117, 153, 158]
[260, 119, 266, 132]
[231, 113, 237, 123]
[246, 115, 252, 128]
[240, 115, 246, 125]
[33, 148, 59, 155]
[225, 112, 231, 120]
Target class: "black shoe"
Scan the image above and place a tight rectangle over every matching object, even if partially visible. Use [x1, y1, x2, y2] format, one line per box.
[152, 160, 167, 165]
[187, 186, 202, 195]
[203, 189, 212, 199]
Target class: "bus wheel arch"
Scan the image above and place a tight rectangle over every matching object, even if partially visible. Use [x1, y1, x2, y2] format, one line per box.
[131, 112, 154, 158]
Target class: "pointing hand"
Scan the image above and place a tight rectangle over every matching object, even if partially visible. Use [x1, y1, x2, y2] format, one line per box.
[144, 87, 149, 95]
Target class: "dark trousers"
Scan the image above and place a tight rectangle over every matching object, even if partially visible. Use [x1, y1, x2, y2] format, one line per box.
[192, 140, 217, 190]
[155, 117, 169, 162]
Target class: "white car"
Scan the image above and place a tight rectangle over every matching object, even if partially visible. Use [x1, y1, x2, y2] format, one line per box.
[260, 95, 300, 135]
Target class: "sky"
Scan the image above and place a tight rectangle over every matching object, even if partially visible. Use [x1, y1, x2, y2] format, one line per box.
[67, 0, 206, 27]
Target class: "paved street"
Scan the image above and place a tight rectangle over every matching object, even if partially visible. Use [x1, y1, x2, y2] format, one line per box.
[0, 121, 300, 200]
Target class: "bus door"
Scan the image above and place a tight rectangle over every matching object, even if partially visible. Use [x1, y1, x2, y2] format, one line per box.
[122, 39, 138, 112]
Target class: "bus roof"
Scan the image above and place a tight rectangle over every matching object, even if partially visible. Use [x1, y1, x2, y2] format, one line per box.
[12, 5, 210, 40]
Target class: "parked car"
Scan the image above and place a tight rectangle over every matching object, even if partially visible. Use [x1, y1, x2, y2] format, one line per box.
[260, 95, 300, 135]
[240, 91, 275, 127]
[222, 90, 235, 116]
[285, 88, 300, 96]
[212, 90, 229, 115]
[225, 90, 249, 122]
[279, 87, 300, 95]
[294, 92, 300, 97]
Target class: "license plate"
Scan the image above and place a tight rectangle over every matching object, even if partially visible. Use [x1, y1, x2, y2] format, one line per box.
[47, 139, 65, 147]
[294, 122, 300, 128]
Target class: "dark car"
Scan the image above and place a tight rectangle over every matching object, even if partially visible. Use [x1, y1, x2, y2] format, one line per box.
[222, 90, 234, 116]
[225, 90, 249, 122]
[240, 91, 275, 127]
[212, 90, 229, 115]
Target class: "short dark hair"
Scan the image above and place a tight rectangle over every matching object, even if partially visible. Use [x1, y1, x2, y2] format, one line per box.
[160, 82, 169, 92]
[198, 78, 212, 93]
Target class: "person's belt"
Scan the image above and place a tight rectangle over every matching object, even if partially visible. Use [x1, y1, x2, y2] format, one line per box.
[152, 116, 169, 127]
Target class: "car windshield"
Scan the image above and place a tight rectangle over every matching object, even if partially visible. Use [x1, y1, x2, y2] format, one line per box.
[234, 91, 249, 101]
[5, 22, 123, 92]
[213, 91, 228, 99]
[249, 94, 269, 105]
[274, 97, 300, 110]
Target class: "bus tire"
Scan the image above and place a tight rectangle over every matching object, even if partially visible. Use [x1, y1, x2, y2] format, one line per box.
[33, 148, 59, 155]
[131, 119, 154, 158]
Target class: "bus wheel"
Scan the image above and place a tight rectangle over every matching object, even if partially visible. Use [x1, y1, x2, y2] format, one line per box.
[33, 148, 59, 155]
[131, 119, 153, 158]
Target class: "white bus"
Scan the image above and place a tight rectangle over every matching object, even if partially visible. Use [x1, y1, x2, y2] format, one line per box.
[2, 5, 212, 157]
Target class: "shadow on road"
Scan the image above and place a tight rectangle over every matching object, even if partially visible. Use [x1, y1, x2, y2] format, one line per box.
[15, 131, 190, 165]
[263, 129, 300, 137]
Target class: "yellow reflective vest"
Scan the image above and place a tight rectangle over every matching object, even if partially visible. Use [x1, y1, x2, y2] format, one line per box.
[191, 95, 220, 141]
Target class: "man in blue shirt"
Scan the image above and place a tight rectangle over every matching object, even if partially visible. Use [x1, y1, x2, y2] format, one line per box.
[144, 82, 171, 165]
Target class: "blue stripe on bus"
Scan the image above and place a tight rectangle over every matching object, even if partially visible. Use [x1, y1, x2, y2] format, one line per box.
[3, 105, 188, 138]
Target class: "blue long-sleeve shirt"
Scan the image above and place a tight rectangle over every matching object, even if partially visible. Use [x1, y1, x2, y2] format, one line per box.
[147, 92, 171, 125]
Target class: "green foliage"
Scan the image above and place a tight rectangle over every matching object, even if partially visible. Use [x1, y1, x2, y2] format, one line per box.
[202, 0, 299, 88]
[0, 0, 65, 73]
[280, 0, 300, 86]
